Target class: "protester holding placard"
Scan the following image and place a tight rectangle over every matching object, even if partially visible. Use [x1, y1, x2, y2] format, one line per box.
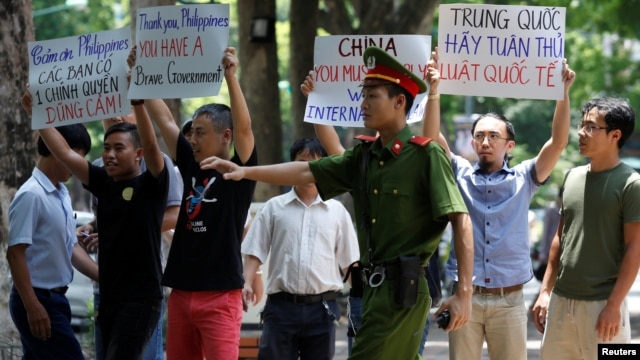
[23, 89, 169, 359]
[77, 103, 182, 360]
[141, 47, 257, 360]
[7, 123, 98, 360]
[532, 98, 640, 360]
[200, 46, 474, 360]
[422, 51, 575, 359]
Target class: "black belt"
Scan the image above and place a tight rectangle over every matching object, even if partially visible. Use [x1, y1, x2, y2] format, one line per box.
[362, 264, 425, 286]
[268, 291, 340, 305]
[34, 286, 68, 295]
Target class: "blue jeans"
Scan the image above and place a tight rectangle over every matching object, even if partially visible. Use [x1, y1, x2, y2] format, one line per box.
[346, 296, 362, 355]
[9, 286, 84, 360]
[417, 314, 432, 355]
[259, 296, 340, 360]
[95, 294, 165, 360]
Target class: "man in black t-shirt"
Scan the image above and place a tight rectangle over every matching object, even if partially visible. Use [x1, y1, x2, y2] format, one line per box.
[32, 94, 168, 360]
[143, 47, 258, 359]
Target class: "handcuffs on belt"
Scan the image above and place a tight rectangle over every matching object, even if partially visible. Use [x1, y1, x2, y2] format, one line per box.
[362, 265, 386, 288]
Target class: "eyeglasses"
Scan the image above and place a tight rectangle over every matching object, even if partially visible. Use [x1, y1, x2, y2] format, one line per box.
[473, 133, 510, 144]
[577, 123, 609, 135]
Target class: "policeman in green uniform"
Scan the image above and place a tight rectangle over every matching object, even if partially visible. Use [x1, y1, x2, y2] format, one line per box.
[201, 46, 474, 360]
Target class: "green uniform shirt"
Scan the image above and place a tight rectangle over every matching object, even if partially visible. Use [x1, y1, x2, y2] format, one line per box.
[309, 126, 467, 267]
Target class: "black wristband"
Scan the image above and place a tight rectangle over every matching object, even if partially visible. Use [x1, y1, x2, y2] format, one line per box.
[130, 99, 144, 106]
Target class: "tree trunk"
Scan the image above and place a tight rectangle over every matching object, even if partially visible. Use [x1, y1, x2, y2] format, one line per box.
[0, 0, 35, 343]
[289, 0, 319, 141]
[238, 0, 283, 201]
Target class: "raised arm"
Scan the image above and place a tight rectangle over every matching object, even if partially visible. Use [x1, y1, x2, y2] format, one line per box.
[132, 101, 165, 178]
[422, 49, 441, 140]
[21, 88, 90, 184]
[200, 157, 314, 186]
[421, 48, 452, 157]
[301, 71, 345, 155]
[533, 60, 576, 182]
[128, 46, 180, 160]
[224, 47, 255, 164]
[37, 127, 91, 184]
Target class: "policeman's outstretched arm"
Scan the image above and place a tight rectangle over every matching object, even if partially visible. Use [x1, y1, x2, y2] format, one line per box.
[200, 157, 314, 186]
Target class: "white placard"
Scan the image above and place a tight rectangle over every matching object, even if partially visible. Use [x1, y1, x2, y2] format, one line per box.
[128, 4, 230, 99]
[438, 4, 566, 100]
[305, 35, 432, 127]
[28, 27, 131, 129]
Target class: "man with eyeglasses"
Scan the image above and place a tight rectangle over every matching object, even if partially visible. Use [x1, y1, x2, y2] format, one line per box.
[532, 97, 640, 359]
[422, 50, 576, 359]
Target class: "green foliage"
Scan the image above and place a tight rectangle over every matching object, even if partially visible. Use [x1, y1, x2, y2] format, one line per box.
[33, 0, 116, 41]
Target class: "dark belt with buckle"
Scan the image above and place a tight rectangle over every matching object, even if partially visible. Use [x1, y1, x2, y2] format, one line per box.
[453, 282, 523, 296]
[472, 284, 523, 295]
[268, 291, 340, 305]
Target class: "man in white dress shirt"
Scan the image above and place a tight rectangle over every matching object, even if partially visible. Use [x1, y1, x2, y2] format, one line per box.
[241, 137, 359, 360]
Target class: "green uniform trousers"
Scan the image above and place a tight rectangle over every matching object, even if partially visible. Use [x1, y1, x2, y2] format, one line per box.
[349, 275, 430, 359]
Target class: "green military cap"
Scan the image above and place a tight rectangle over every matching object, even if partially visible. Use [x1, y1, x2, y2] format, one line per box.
[362, 46, 427, 98]
[363, 46, 427, 98]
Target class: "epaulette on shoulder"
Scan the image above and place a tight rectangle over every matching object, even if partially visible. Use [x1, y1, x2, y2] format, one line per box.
[408, 135, 432, 147]
[354, 134, 378, 143]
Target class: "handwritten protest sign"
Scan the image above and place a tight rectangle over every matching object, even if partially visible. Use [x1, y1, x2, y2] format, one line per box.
[438, 4, 566, 100]
[28, 27, 131, 129]
[305, 35, 431, 127]
[128, 4, 230, 99]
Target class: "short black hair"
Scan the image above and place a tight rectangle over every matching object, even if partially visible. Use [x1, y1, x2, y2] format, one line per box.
[580, 97, 636, 149]
[181, 119, 193, 135]
[104, 122, 141, 148]
[383, 83, 414, 116]
[191, 103, 233, 133]
[471, 112, 516, 141]
[289, 138, 328, 161]
[37, 124, 91, 157]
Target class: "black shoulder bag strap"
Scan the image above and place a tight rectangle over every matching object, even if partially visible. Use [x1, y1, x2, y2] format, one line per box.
[359, 142, 373, 267]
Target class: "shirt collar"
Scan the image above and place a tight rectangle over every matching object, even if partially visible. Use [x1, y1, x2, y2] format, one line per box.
[33, 167, 66, 194]
[284, 187, 325, 207]
[473, 160, 515, 175]
[371, 126, 414, 157]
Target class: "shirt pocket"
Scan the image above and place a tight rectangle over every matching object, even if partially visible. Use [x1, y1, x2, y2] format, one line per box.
[378, 180, 414, 224]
